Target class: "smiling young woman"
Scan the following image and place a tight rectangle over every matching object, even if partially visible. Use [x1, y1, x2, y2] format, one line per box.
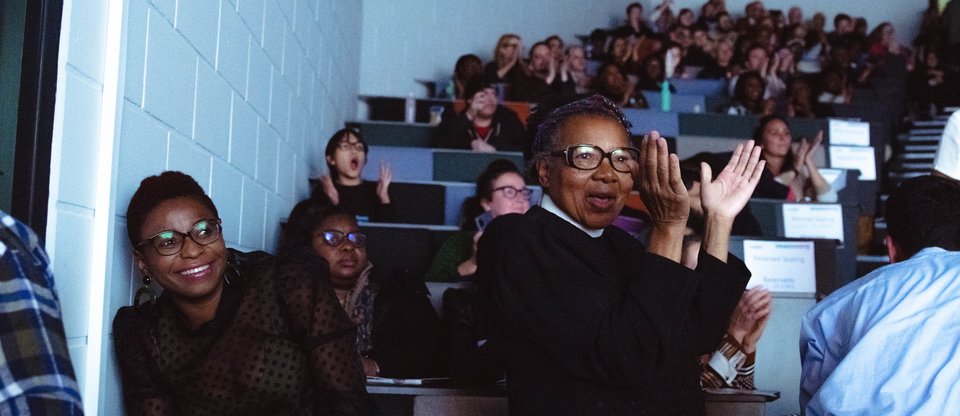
[113, 171, 368, 415]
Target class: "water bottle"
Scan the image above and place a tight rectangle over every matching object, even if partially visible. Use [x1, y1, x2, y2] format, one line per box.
[660, 81, 671, 112]
[404, 92, 416, 123]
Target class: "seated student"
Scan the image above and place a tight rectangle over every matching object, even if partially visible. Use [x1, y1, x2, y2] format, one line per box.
[423, 159, 531, 282]
[591, 62, 649, 108]
[433, 77, 526, 152]
[282, 201, 445, 378]
[450, 54, 484, 99]
[724, 71, 773, 116]
[114, 171, 367, 414]
[800, 175, 960, 414]
[697, 38, 735, 80]
[483, 34, 527, 101]
[751, 115, 835, 202]
[512, 41, 577, 103]
[312, 128, 394, 222]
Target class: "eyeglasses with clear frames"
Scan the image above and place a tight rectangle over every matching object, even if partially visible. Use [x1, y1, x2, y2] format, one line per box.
[136, 219, 222, 256]
[337, 141, 366, 153]
[316, 230, 367, 248]
[550, 144, 641, 173]
[491, 186, 533, 200]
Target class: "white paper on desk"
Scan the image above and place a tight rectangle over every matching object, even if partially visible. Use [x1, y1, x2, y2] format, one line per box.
[829, 119, 870, 146]
[742, 240, 816, 293]
[782, 203, 844, 243]
[829, 145, 876, 180]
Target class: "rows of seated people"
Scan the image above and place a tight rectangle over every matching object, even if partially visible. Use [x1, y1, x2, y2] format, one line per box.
[441, 0, 958, 119]
[112, 2, 959, 414]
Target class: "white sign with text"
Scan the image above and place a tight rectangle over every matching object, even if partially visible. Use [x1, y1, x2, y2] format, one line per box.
[743, 240, 817, 293]
[782, 203, 845, 243]
[828, 119, 870, 146]
[829, 145, 877, 180]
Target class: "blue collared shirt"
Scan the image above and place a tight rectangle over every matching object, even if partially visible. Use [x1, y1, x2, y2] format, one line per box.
[800, 247, 960, 415]
[0, 211, 84, 415]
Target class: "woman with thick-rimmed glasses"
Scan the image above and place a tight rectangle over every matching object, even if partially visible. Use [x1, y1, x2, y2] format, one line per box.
[424, 159, 530, 283]
[477, 95, 766, 415]
[281, 201, 444, 380]
[113, 171, 368, 415]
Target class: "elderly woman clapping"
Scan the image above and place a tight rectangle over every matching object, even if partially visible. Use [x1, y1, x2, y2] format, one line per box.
[477, 95, 765, 415]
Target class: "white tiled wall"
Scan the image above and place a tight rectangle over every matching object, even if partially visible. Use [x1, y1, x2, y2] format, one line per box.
[46, 0, 362, 413]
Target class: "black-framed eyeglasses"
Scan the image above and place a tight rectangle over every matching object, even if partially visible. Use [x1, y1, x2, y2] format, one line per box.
[550, 144, 641, 173]
[316, 230, 367, 248]
[491, 186, 533, 200]
[136, 219, 222, 256]
[337, 141, 366, 153]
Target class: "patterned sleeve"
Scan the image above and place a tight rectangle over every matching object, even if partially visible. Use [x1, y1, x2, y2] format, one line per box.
[0, 212, 84, 415]
[699, 333, 756, 390]
[274, 247, 369, 415]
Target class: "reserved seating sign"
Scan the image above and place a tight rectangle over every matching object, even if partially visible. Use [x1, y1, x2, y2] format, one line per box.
[742, 240, 816, 293]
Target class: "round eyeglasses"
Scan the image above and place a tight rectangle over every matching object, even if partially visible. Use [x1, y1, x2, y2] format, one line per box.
[136, 219, 222, 256]
[491, 186, 533, 200]
[550, 144, 640, 173]
[316, 230, 367, 248]
[337, 141, 366, 153]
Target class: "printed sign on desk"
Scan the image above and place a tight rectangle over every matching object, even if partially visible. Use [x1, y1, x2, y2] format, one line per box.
[743, 240, 816, 293]
[782, 203, 845, 243]
[828, 119, 870, 146]
[829, 145, 876, 180]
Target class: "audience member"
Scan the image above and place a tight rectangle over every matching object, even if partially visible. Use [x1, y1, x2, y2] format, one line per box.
[114, 171, 368, 414]
[752, 115, 835, 202]
[636, 52, 677, 92]
[0, 211, 84, 415]
[484, 34, 527, 99]
[312, 128, 394, 222]
[423, 160, 530, 282]
[698, 38, 735, 79]
[828, 13, 853, 46]
[724, 71, 771, 116]
[728, 45, 787, 100]
[933, 110, 960, 180]
[782, 75, 832, 118]
[451, 54, 483, 99]
[615, 2, 652, 39]
[677, 8, 696, 29]
[565, 45, 593, 94]
[545, 35, 565, 65]
[282, 202, 445, 378]
[433, 77, 526, 152]
[787, 6, 803, 26]
[514, 41, 576, 102]
[800, 175, 960, 414]
[591, 62, 649, 108]
[651, 0, 676, 33]
[479, 95, 763, 414]
[817, 66, 852, 104]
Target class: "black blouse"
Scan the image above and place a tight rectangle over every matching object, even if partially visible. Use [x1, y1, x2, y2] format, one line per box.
[113, 249, 369, 415]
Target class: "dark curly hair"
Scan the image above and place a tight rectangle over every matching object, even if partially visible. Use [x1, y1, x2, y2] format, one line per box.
[886, 175, 960, 258]
[125, 171, 219, 249]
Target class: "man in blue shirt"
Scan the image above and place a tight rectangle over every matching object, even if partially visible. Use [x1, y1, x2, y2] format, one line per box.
[799, 175, 960, 415]
[0, 210, 83, 414]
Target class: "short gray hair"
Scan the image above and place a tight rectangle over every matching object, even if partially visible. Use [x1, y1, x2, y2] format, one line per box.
[529, 94, 632, 169]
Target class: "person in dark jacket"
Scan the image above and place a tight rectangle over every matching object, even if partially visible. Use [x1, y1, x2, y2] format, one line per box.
[478, 95, 763, 415]
[311, 128, 394, 222]
[433, 77, 526, 152]
[282, 200, 445, 378]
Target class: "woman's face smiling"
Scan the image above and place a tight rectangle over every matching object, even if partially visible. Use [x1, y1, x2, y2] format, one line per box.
[311, 214, 368, 288]
[327, 133, 366, 182]
[134, 196, 227, 306]
[481, 172, 531, 218]
[538, 115, 634, 229]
